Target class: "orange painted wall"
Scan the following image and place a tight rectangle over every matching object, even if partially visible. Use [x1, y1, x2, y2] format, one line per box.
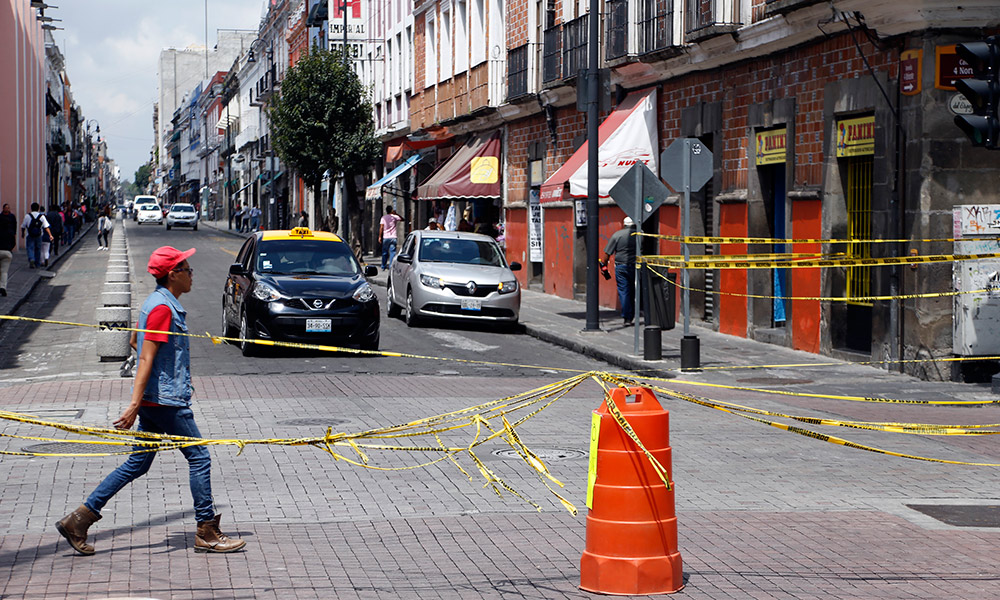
[505, 206, 529, 288]
[543, 207, 574, 298]
[791, 200, 822, 352]
[718, 203, 748, 336]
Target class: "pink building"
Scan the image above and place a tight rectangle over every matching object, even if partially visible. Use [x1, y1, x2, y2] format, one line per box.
[0, 0, 46, 249]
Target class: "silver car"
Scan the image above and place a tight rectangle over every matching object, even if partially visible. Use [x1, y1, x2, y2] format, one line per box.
[386, 231, 521, 327]
[165, 203, 198, 230]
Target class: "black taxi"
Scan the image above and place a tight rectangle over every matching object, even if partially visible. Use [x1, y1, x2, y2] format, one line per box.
[222, 227, 379, 355]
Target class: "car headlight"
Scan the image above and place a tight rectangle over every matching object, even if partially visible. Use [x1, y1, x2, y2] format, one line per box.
[420, 274, 444, 289]
[499, 279, 518, 294]
[353, 282, 375, 302]
[251, 281, 286, 302]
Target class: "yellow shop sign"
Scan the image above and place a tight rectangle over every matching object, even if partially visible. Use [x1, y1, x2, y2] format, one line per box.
[835, 115, 875, 157]
[755, 128, 787, 165]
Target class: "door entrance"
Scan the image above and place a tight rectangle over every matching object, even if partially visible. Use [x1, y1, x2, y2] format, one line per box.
[845, 155, 873, 352]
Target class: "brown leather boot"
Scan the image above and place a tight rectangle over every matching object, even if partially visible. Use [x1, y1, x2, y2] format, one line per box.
[55, 504, 101, 555]
[194, 514, 246, 553]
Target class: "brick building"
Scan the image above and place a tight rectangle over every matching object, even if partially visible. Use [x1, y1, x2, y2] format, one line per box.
[400, 0, 1000, 380]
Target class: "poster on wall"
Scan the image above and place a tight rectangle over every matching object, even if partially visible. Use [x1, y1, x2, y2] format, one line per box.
[574, 199, 587, 228]
[835, 115, 875, 158]
[528, 188, 543, 262]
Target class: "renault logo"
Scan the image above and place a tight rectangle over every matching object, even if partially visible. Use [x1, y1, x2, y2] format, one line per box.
[312, 299, 324, 309]
[466, 281, 477, 294]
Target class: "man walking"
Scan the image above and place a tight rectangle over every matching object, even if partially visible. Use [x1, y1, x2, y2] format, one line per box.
[56, 246, 246, 555]
[20, 202, 54, 269]
[378, 205, 402, 270]
[0, 204, 16, 296]
[600, 216, 637, 326]
[45, 204, 63, 258]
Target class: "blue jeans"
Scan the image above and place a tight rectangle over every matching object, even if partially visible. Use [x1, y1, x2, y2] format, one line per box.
[85, 405, 215, 523]
[381, 238, 397, 269]
[25, 235, 42, 266]
[615, 263, 635, 322]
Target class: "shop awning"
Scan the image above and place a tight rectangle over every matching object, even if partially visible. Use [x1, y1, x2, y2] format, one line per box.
[234, 180, 254, 196]
[366, 154, 422, 200]
[540, 88, 658, 203]
[416, 132, 502, 201]
[385, 137, 452, 163]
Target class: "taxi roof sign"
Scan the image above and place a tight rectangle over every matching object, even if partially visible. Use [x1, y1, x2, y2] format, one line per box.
[262, 228, 343, 242]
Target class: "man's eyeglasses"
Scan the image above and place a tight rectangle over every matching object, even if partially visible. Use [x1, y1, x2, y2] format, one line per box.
[172, 267, 194, 275]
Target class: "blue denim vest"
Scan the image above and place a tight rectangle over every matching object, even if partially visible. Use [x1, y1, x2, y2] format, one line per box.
[136, 286, 192, 406]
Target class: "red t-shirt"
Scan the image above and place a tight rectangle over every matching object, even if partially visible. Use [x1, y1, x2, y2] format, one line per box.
[138, 305, 172, 406]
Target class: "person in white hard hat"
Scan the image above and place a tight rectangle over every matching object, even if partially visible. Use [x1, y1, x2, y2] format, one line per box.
[600, 216, 638, 326]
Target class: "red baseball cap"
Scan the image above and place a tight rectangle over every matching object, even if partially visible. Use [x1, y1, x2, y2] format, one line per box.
[147, 246, 196, 278]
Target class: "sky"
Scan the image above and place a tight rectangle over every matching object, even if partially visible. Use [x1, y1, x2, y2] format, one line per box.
[52, 0, 268, 181]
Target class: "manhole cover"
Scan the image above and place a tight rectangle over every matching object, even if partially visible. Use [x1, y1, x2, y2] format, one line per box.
[22, 442, 128, 454]
[492, 447, 587, 461]
[277, 418, 350, 427]
[906, 504, 1000, 527]
[736, 377, 814, 386]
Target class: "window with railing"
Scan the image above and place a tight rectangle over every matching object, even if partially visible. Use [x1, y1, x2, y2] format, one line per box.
[639, 0, 673, 54]
[507, 43, 530, 101]
[562, 14, 588, 79]
[686, 0, 741, 34]
[605, 0, 628, 60]
[542, 24, 561, 83]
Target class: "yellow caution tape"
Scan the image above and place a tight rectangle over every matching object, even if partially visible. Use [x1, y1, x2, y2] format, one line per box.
[644, 264, 988, 303]
[637, 232, 984, 246]
[642, 251, 1000, 270]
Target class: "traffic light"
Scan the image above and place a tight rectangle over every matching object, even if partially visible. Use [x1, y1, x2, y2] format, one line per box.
[954, 36, 1000, 149]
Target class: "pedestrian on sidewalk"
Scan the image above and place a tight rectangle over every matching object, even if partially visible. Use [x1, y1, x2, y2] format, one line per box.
[297, 210, 309, 228]
[45, 204, 63, 259]
[600, 216, 637, 326]
[249, 205, 261, 232]
[378, 204, 402, 270]
[20, 202, 54, 269]
[56, 246, 247, 556]
[0, 203, 16, 296]
[96, 206, 113, 250]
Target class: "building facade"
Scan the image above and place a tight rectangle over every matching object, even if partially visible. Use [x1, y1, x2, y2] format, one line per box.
[400, 0, 1000, 380]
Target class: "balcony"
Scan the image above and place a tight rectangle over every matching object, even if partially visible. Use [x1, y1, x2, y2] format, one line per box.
[562, 14, 588, 80]
[639, 0, 675, 54]
[506, 44, 530, 102]
[257, 64, 279, 104]
[542, 25, 562, 84]
[605, 0, 628, 61]
[686, 0, 742, 41]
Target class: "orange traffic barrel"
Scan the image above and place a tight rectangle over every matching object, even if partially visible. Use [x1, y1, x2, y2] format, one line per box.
[580, 386, 683, 595]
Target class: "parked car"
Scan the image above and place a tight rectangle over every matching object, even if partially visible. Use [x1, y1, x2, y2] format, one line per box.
[166, 203, 199, 230]
[222, 227, 380, 356]
[135, 202, 163, 225]
[386, 231, 521, 327]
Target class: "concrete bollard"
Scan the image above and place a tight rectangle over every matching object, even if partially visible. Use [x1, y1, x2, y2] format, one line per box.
[106, 271, 130, 283]
[96, 306, 131, 362]
[104, 283, 130, 295]
[102, 292, 131, 307]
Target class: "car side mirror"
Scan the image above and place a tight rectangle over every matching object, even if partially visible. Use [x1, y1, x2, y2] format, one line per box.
[396, 254, 412, 264]
[364, 265, 378, 277]
[509, 261, 522, 272]
[229, 263, 245, 276]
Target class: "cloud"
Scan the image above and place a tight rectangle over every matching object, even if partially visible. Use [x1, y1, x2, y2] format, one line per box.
[51, 1, 261, 179]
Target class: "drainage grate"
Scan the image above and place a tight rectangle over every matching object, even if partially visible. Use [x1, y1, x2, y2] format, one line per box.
[906, 504, 1000, 527]
[492, 447, 587, 461]
[277, 418, 350, 427]
[22, 442, 130, 454]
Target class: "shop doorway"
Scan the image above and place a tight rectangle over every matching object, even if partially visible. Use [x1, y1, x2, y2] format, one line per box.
[760, 163, 787, 326]
[845, 155, 873, 351]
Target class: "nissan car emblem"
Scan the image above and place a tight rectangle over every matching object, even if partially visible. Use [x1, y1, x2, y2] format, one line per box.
[312, 299, 324, 308]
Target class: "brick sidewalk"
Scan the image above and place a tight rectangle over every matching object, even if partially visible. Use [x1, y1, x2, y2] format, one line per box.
[2, 373, 999, 599]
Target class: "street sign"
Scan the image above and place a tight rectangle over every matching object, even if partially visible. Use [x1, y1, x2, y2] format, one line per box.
[608, 162, 670, 224]
[660, 138, 713, 192]
[900, 49, 922, 96]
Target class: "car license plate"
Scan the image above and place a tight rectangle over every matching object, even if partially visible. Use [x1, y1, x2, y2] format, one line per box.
[461, 299, 482, 311]
[306, 318, 332, 332]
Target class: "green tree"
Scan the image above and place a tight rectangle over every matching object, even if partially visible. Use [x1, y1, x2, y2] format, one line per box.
[134, 162, 152, 191]
[268, 47, 378, 244]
